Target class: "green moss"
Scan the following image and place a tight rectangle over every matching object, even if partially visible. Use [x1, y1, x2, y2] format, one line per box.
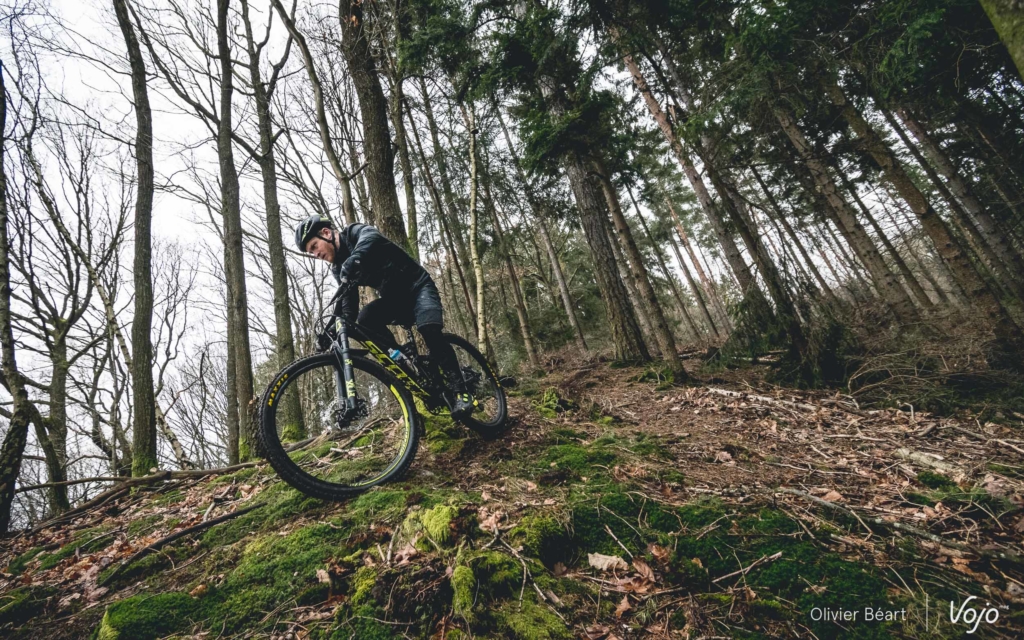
[541, 443, 616, 476]
[451, 565, 476, 619]
[508, 515, 568, 566]
[461, 550, 520, 600]
[199, 521, 355, 631]
[0, 586, 55, 626]
[150, 488, 185, 504]
[916, 471, 956, 490]
[495, 599, 572, 640]
[6, 546, 45, 574]
[38, 526, 113, 570]
[533, 389, 576, 419]
[127, 514, 163, 537]
[548, 427, 587, 442]
[350, 566, 379, 606]
[93, 592, 193, 640]
[748, 598, 790, 621]
[422, 412, 468, 455]
[403, 504, 459, 546]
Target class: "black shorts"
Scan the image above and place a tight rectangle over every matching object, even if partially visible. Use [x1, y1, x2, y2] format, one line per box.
[357, 281, 444, 332]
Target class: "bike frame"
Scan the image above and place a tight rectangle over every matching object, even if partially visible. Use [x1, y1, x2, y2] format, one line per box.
[326, 315, 438, 411]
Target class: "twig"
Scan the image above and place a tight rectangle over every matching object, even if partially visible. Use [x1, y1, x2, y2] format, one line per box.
[604, 524, 633, 559]
[100, 503, 265, 587]
[712, 551, 783, 584]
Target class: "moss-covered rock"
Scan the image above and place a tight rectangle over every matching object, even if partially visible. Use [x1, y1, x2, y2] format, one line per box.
[92, 592, 193, 640]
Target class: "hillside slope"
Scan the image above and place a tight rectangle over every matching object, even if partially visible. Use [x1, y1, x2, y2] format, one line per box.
[2, 359, 1023, 639]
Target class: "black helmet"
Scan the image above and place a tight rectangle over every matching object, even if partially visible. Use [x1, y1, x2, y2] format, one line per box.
[294, 214, 334, 252]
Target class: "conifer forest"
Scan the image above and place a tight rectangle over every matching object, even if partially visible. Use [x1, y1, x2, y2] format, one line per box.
[2, 0, 1024, 638]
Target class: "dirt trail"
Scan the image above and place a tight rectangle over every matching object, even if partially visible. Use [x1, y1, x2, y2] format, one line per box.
[2, 360, 1023, 639]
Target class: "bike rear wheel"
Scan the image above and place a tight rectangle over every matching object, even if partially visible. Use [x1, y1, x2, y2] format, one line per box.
[257, 354, 419, 500]
[443, 333, 508, 439]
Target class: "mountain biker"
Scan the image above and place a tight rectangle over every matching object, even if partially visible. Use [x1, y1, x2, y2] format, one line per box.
[294, 214, 474, 418]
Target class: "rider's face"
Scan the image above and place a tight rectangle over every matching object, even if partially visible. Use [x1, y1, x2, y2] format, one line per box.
[304, 230, 335, 263]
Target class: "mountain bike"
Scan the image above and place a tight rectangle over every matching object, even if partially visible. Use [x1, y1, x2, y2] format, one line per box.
[255, 280, 507, 500]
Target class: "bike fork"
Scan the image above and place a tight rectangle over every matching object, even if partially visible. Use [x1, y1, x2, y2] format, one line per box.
[334, 321, 358, 410]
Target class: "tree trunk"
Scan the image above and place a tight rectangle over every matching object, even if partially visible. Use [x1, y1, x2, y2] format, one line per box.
[749, 165, 836, 303]
[593, 159, 684, 370]
[483, 171, 539, 367]
[494, 103, 587, 350]
[338, 1, 406, 244]
[563, 154, 649, 361]
[217, 0, 256, 460]
[824, 80, 1024, 361]
[404, 104, 477, 322]
[775, 104, 918, 322]
[626, 188, 702, 342]
[837, 169, 934, 308]
[895, 107, 1024, 300]
[113, 0, 157, 477]
[464, 105, 488, 352]
[392, 78, 418, 259]
[242, 0, 305, 441]
[621, 51, 757, 297]
[977, 0, 1024, 88]
[0, 66, 33, 533]
[663, 198, 727, 334]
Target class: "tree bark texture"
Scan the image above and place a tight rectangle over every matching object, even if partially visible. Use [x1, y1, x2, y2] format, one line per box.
[113, 0, 157, 477]
[217, 0, 257, 460]
[243, 0, 305, 441]
[339, 1, 407, 245]
[593, 158, 684, 370]
[979, 0, 1024, 82]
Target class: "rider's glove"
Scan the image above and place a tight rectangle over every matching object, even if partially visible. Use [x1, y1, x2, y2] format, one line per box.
[340, 257, 362, 282]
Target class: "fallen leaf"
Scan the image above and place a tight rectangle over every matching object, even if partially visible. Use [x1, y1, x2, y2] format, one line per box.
[822, 490, 844, 502]
[584, 624, 610, 640]
[632, 558, 655, 582]
[588, 553, 628, 572]
[478, 508, 505, 534]
[524, 481, 538, 492]
[647, 543, 670, 563]
[189, 584, 208, 598]
[393, 542, 419, 566]
[316, 569, 331, 584]
[553, 562, 568, 577]
[614, 594, 632, 618]
[715, 451, 733, 463]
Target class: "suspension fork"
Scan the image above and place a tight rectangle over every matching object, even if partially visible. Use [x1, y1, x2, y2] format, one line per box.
[333, 319, 358, 410]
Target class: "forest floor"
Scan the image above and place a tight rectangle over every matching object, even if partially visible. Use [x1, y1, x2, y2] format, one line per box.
[2, 355, 1024, 639]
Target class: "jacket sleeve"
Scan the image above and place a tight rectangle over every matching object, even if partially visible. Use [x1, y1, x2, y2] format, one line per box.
[344, 223, 388, 268]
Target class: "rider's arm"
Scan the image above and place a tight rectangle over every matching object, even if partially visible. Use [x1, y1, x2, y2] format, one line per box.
[342, 223, 388, 271]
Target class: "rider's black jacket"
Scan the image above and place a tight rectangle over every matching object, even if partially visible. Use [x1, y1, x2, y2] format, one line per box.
[331, 223, 434, 322]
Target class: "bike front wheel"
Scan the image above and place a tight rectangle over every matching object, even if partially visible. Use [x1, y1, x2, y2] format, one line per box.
[256, 354, 419, 500]
[443, 333, 508, 439]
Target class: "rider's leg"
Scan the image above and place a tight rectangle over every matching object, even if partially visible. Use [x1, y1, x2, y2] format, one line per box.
[412, 281, 474, 417]
[356, 297, 402, 352]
